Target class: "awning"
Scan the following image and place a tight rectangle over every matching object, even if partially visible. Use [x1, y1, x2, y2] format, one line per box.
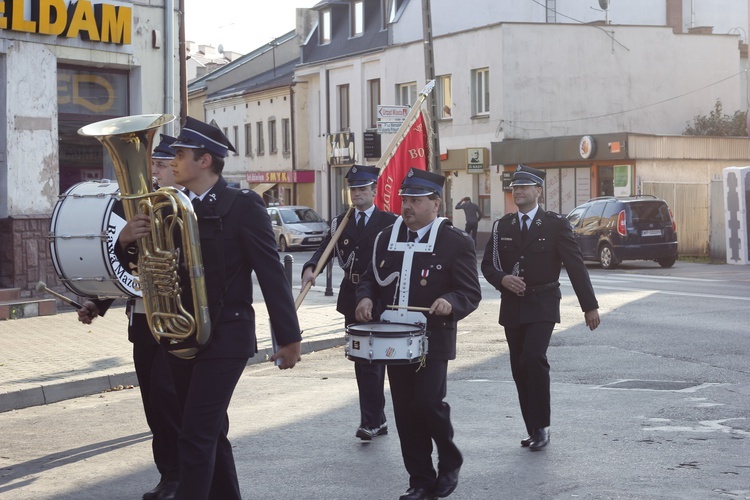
[251, 183, 276, 195]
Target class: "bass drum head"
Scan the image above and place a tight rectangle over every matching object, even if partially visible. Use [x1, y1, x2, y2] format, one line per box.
[49, 180, 141, 299]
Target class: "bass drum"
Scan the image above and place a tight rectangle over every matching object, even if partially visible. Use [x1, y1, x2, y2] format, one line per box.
[49, 180, 141, 300]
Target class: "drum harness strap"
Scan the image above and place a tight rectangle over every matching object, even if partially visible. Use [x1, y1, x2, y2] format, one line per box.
[372, 216, 449, 369]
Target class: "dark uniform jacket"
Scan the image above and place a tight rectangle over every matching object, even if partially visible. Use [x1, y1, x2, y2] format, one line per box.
[303, 206, 397, 319]
[122, 177, 302, 359]
[356, 219, 482, 360]
[481, 209, 598, 328]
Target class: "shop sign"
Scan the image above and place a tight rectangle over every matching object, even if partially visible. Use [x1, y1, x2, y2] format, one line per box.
[467, 148, 484, 174]
[0, 0, 132, 45]
[58, 67, 128, 115]
[245, 170, 316, 184]
[327, 132, 355, 166]
[579, 135, 596, 159]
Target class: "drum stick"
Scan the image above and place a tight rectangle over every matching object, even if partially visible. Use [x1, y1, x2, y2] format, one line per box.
[36, 281, 84, 310]
[294, 206, 354, 310]
[386, 305, 431, 312]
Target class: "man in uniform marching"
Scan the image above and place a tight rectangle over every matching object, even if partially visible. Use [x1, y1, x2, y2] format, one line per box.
[301, 164, 397, 441]
[481, 164, 600, 452]
[355, 168, 481, 500]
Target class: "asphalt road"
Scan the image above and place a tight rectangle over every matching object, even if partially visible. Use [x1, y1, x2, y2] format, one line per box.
[1, 258, 749, 499]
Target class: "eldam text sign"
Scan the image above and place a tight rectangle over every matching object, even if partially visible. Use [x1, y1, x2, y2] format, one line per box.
[0, 0, 132, 45]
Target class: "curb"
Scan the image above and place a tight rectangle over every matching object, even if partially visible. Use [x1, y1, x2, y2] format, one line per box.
[0, 336, 346, 414]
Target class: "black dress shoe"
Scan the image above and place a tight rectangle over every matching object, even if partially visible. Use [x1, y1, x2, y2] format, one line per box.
[529, 427, 550, 451]
[399, 486, 436, 500]
[520, 435, 532, 447]
[356, 422, 388, 441]
[142, 480, 178, 500]
[433, 468, 460, 497]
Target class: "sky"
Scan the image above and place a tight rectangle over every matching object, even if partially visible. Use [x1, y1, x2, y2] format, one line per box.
[184, 0, 320, 54]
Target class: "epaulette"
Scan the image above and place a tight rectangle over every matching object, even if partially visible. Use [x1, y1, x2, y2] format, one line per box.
[546, 210, 564, 219]
[499, 212, 515, 221]
[239, 188, 252, 196]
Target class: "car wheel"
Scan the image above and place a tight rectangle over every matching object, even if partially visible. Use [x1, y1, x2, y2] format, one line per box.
[657, 256, 677, 268]
[599, 244, 619, 269]
[279, 237, 288, 253]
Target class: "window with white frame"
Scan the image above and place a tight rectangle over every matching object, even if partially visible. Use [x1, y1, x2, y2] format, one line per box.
[472, 68, 490, 116]
[256, 121, 264, 155]
[397, 82, 417, 106]
[437, 75, 452, 119]
[352, 0, 364, 36]
[338, 84, 350, 131]
[244, 123, 252, 157]
[368, 78, 380, 129]
[282, 118, 291, 153]
[321, 9, 331, 44]
[268, 118, 277, 154]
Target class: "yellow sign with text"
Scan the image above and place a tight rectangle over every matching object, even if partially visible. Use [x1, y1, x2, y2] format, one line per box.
[0, 0, 131, 44]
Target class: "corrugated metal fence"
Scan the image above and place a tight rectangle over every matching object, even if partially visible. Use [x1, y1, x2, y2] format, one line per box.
[642, 182, 708, 256]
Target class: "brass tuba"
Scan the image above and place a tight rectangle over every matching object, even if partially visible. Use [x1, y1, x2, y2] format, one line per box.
[79, 114, 211, 359]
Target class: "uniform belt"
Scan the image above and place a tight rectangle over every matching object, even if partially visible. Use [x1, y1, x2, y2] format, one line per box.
[346, 272, 361, 284]
[517, 281, 559, 297]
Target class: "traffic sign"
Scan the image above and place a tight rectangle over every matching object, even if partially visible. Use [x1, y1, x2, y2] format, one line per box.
[377, 105, 409, 122]
[377, 121, 402, 134]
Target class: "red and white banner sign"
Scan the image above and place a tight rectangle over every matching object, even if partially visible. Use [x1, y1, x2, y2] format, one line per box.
[375, 111, 429, 214]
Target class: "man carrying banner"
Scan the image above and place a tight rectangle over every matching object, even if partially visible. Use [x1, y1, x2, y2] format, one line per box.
[301, 165, 397, 441]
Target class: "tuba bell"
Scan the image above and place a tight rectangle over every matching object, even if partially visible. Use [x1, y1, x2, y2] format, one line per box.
[78, 114, 211, 359]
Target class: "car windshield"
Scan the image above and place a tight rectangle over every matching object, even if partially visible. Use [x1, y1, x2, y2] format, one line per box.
[630, 202, 669, 223]
[280, 208, 323, 224]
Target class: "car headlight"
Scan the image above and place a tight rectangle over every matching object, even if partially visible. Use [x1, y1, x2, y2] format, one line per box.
[288, 228, 303, 235]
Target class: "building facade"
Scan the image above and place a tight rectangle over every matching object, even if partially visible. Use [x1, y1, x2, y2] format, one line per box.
[1, 0, 180, 296]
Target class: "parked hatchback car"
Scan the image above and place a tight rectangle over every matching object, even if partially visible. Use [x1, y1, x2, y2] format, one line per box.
[266, 205, 329, 252]
[566, 195, 678, 269]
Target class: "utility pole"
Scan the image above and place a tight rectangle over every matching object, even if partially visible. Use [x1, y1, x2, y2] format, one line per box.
[421, 0, 441, 174]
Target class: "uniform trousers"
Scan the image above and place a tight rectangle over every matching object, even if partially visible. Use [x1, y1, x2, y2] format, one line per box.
[504, 321, 555, 432]
[131, 325, 181, 482]
[345, 314, 387, 429]
[168, 355, 247, 500]
[388, 359, 462, 489]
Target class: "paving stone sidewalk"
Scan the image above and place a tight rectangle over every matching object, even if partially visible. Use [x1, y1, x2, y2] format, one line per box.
[0, 285, 344, 412]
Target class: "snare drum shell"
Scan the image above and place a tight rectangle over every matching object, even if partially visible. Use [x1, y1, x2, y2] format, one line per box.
[49, 181, 141, 299]
[345, 322, 428, 364]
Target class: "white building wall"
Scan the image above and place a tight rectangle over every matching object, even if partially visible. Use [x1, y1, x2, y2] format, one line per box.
[499, 24, 742, 139]
[1, 2, 176, 216]
[393, 0, 746, 45]
[4, 41, 59, 216]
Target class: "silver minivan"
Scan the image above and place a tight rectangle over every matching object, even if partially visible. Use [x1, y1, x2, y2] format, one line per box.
[266, 205, 329, 252]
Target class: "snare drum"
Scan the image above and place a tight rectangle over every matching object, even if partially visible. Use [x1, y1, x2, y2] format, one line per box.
[345, 322, 428, 364]
[49, 180, 141, 299]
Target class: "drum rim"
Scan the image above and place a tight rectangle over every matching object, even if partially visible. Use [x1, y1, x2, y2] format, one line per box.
[346, 321, 424, 335]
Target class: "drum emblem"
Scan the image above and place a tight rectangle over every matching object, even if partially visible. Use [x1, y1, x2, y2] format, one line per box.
[385, 347, 396, 358]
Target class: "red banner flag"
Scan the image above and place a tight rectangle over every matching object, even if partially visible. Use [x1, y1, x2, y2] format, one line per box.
[375, 111, 429, 214]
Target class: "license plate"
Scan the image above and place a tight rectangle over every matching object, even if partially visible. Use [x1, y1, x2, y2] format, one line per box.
[641, 229, 663, 237]
[309, 237, 323, 242]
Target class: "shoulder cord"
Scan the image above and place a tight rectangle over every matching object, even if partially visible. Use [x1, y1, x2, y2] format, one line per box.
[330, 217, 355, 270]
[491, 218, 504, 273]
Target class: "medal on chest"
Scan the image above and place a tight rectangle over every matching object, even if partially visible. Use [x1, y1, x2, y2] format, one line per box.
[420, 268, 429, 286]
